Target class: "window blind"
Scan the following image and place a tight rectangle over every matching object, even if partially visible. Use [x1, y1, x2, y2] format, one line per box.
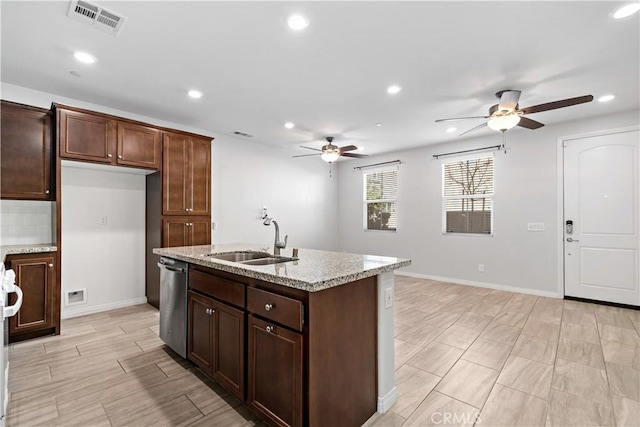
[364, 169, 398, 231]
[442, 156, 493, 234]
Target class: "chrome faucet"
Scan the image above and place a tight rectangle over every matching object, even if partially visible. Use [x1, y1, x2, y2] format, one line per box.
[262, 216, 288, 256]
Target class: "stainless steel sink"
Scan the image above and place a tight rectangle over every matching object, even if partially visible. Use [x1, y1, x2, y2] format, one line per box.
[205, 251, 271, 262]
[241, 256, 297, 266]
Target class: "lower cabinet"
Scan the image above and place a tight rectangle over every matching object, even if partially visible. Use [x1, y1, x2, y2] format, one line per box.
[186, 265, 376, 427]
[4, 252, 58, 342]
[187, 290, 245, 399]
[248, 314, 303, 427]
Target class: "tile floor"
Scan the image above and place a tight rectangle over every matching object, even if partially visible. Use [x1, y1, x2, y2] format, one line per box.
[6, 275, 640, 426]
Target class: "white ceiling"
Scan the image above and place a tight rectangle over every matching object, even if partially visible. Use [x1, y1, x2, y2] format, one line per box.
[1, 1, 638, 155]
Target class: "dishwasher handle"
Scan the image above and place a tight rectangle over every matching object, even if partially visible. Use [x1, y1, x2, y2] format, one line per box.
[157, 262, 186, 273]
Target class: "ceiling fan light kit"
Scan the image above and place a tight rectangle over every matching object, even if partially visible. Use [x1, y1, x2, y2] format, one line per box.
[487, 114, 521, 132]
[320, 150, 340, 163]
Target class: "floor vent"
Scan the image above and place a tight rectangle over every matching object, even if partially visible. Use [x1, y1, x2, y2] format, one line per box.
[65, 288, 87, 306]
[67, 0, 126, 36]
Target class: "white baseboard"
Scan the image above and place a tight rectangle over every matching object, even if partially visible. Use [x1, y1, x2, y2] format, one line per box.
[395, 271, 561, 299]
[377, 386, 398, 413]
[61, 297, 149, 319]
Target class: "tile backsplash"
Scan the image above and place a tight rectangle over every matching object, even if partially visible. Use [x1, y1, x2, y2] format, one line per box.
[0, 200, 55, 245]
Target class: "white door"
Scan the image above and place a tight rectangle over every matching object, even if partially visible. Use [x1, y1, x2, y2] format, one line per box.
[564, 128, 639, 306]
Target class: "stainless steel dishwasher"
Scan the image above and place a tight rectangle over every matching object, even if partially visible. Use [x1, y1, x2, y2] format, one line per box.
[158, 257, 188, 358]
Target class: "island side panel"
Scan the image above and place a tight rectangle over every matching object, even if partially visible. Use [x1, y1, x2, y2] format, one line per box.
[307, 276, 377, 427]
[376, 271, 398, 412]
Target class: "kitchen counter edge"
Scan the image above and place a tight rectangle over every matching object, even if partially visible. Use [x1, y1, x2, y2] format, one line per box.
[153, 245, 411, 292]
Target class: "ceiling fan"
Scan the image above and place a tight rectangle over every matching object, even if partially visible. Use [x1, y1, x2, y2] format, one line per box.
[436, 90, 594, 136]
[293, 137, 368, 163]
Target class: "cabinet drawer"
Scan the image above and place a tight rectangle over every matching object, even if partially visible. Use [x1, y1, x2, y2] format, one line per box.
[247, 287, 303, 332]
[189, 269, 245, 308]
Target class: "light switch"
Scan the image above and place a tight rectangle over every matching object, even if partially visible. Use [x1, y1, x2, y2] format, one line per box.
[527, 222, 545, 231]
[99, 216, 107, 225]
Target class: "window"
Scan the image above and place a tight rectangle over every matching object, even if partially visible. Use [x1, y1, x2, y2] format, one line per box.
[442, 155, 493, 234]
[364, 169, 398, 231]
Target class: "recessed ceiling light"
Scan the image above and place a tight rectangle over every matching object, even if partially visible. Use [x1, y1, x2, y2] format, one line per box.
[284, 122, 295, 129]
[613, 3, 640, 19]
[598, 94, 615, 102]
[446, 127, 456, 133]
[187, 90, 203, 99]
[387, 85, 402, 94]
[73, 51, 96, 64]
[287, 14, 309, 30]
[376, 123, 383, 127]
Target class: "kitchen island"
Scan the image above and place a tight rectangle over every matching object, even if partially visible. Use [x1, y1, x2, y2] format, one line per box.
[154, 243, 410, 427]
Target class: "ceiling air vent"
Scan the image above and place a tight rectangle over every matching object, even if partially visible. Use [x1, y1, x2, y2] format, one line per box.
[67, 0, 126, 36]
[233, 131, 254, 138]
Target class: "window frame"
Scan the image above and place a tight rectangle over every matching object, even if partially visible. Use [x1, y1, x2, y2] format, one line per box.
[441, 154, 494, 236]
[362, 167, 398, 232]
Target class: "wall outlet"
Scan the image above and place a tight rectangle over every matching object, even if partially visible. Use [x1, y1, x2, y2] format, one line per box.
[384, 287, 393, 308]
[211, 222, 216, 230]
[98, 216, 107, 225]
[478, 264, 485, 272]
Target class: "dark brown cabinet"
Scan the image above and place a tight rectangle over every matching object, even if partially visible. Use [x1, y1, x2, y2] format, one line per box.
[116, 122, 161, 169]
[56, 104, 161, 170]
[185, 265, 378, 427]
[1, 101, 53, 200]
[248, 314, 303, 427]
[162, 131, 211, 216]
[4, 252, 58, 342]
[187, 290, 245, 399]
[162, 216, 211, 248]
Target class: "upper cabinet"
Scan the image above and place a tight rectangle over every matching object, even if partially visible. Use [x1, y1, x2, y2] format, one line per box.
[1, 101, 53, 200]
[55, 104, 161, 170]
[162, 131, 211, 216]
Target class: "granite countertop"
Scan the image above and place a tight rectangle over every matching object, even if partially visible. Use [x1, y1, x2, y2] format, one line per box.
[1, 244, 58, 263]
[154, 243, 411, 292]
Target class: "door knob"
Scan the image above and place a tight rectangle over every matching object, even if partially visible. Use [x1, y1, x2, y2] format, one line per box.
[566, 237, 579, 242]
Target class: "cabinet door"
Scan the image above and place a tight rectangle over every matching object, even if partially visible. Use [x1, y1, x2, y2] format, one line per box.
[188, 137, 211, 216]
[248, 315, 303, 427]
[162, 132, 189, 215]
[117, 122, 161, 170]
[188, 291, 213, 376]
[1, 102, 52, 200]
[58, 108, 116, 163]
[189, 217, 211, 246]
[162, 217, 189, 247]
[212, 301, 245, 399]
[6, 254, 56, 336]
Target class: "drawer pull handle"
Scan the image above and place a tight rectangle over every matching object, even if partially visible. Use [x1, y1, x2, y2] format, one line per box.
[264, 303, 273, 311]
[266, 325, 274, 333]
[107, 154, 112, 158]
[206, 308, 215, 315]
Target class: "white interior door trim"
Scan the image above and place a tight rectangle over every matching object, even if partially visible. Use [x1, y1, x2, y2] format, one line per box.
[556, 125, 640, 298]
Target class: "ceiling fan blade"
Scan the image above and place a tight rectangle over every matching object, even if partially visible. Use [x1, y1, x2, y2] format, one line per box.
[300, 146, 322, 152]
[435, 116, 489, 123]
[292, 153, 321, 158]
[341, 153, 368, 158]
[338, 145, 358, 153]
[498, 90, 521, 111]
[458, 122, 488, 137]
[517, 116, 545, 130]
[520, 95, 594, 115]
